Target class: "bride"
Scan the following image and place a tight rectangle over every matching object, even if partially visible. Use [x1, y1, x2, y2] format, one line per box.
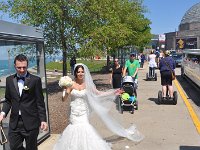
[53, 63, 143, 150]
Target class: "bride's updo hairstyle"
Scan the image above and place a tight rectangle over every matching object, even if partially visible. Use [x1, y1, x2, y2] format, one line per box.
[74, 65, 84, 78]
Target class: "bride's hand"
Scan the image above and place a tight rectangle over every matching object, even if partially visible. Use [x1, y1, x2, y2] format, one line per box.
[62, 86, 67, 90]
[62, 87, 70, 101]
[114, 89, 124, 95]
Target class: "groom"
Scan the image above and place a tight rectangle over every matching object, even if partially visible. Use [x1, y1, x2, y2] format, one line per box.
[0, 54, 48, 150]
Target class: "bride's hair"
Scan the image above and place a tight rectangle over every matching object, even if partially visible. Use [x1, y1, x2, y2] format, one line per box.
[74, 65, 84, 78]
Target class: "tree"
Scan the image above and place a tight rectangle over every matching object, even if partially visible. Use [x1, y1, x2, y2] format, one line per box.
[77, 0, 151, 57]
[0, 0, 81, 75]
[0, 0, 151, 73]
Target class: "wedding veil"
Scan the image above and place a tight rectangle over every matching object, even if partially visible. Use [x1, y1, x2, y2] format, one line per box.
[74, 63, 144, 142]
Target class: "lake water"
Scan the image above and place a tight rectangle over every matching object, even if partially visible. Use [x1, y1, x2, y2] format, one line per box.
[0, 57, 58, 76]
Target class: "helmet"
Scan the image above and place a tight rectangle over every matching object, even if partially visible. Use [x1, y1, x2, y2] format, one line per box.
[121, 93, 130, 101]
[164, 50, 170, 56]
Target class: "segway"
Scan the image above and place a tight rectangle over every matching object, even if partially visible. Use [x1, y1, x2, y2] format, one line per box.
[158, 86, 177, 105]
[146, 67, 157, 81]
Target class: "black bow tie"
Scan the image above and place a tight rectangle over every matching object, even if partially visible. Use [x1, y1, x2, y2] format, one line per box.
[17, 76, 25, 81]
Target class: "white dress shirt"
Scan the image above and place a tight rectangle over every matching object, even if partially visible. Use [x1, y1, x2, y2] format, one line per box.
[18, 79, 25, 115]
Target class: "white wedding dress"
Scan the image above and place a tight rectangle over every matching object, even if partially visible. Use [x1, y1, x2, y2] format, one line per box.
[53, 89, 111, 150]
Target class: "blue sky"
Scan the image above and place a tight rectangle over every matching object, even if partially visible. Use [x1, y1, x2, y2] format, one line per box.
[0, 0, 200, 35]
[143, 0, 200, 34]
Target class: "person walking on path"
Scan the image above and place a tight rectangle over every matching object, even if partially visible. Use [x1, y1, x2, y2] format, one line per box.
[123, 53, 140, 85]
[110, 58, 123, 88]
[70, 55, 76, 75]
[140, 53, 146, 68]
[0, 54, 48, 150]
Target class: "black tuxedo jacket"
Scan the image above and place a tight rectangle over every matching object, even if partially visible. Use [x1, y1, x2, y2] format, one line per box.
[2, 72, 47, 130]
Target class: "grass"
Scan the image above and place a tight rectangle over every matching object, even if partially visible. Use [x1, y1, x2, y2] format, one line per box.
[0, 88, 5, 99]
[46, 60, 107, 72]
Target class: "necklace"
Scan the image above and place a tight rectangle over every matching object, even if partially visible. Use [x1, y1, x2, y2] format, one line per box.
[74, 81, 85, 90]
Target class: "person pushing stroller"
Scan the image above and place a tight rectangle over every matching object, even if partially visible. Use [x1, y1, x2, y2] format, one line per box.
[118, 53, 139, 113]
[123, 53, 140, 87]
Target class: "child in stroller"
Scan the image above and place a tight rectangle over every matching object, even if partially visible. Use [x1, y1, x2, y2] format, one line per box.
[118, 76, 138, 114]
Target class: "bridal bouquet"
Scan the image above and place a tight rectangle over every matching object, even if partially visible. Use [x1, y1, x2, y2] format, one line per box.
[58, 76, 73, 88]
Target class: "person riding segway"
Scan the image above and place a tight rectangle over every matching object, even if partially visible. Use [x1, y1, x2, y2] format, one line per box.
[158, 50, 177, 105]
[146, 50, 157, 81]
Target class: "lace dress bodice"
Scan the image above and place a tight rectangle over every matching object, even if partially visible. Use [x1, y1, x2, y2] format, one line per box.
[70, 89, 89, 124]
[54, 89, 111, 150]
[71, 89, 87, 102]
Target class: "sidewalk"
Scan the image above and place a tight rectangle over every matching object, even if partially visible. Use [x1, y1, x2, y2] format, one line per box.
[38, 65, 169, 149]
[38, 134, 60, 150]
[37, 65, 164, 149]
[38, 64, 200, 150]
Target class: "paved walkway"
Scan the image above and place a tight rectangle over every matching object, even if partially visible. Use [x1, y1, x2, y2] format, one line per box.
[38, 63, 200, 150]
[38, 134, 59, 150]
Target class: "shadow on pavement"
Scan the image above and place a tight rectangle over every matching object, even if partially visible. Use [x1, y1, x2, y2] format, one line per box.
[148, 97, 175, 105]
[47, 81, 62, 95]
[147, 98, 158, 104]
[104, 135, 125, 143]
[93, 78, 111, 90]
[180, 146, 200, 150]
[176, 75, 200, 107]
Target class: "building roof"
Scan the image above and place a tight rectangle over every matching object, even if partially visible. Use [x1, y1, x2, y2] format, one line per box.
[180, 2, 200, 25]
[0, 20, 43, 42]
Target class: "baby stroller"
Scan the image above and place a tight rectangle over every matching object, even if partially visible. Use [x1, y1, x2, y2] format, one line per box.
[118, 76, 138, 114]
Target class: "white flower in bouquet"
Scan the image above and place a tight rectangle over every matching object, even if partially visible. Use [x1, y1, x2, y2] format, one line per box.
[58, 76, 73, 87]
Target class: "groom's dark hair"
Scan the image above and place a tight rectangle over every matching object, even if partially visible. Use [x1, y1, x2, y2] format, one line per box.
[14, 54, 29, 65]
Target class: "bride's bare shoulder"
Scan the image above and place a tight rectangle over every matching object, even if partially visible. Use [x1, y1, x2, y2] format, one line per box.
[71, 81, 77, 89]
[72, 81, 76, 86]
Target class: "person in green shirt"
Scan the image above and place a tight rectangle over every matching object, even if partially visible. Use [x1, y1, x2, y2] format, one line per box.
[123, 53, 140, 85]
